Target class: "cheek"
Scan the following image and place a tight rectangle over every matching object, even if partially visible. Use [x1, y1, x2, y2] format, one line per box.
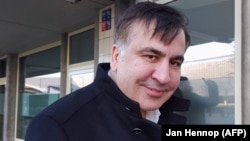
[133, 63, 155, 80]
[123, 56, 148, 72]
[169, 73, 181, 88]
[172, 80, 180, 89]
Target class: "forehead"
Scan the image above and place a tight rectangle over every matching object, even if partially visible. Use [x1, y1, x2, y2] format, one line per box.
[130, 20, 155, 36]
[129, 23, 186, 54]
[129, 20, 172, 45]
[127, 21, 155, 45]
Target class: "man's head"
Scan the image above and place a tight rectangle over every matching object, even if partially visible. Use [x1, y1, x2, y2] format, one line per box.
[110, 1, 190, 117]
[114, 1, 190, 57]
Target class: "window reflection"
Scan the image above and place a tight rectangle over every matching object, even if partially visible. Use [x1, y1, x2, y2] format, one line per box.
[17, 46, 61, 139]
[179, 77, 234, 124]
[70, 71, 94, 92]
[169, 0, 235, 124]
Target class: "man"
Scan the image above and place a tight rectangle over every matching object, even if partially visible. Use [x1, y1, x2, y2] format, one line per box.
[25, 1, 191, 141]
[180, 77, 219, 124]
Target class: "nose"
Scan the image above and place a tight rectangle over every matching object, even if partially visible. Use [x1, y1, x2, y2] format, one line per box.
[151, 62, 171, 84]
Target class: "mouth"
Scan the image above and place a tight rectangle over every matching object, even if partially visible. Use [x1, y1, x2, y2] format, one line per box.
[144, 86, 165, 97]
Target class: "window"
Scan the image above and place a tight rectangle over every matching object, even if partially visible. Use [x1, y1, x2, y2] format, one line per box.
[69, 28, 95, 64]
[17, 46, 61, 139]
[168, 0, 235, 124]
[67, 26, 95, 93]
[0, 59, 6, 78]
[69, 67, 94, 93]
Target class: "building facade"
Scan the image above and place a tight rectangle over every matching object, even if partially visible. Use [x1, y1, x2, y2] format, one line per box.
[0, 0, 249, 140]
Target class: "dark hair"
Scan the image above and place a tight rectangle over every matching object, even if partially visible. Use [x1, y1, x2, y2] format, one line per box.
[114, 1, 191, 49]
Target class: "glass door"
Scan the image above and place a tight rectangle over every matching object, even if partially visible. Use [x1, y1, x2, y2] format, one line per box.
[168, 0, 235, 124]
[17, 45, 61, 139]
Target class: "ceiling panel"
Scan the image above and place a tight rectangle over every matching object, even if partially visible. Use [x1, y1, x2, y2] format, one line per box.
[0, 0, 113, 57]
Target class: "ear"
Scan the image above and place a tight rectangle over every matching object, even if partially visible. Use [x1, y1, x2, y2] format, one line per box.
[110, 45, 120, 72]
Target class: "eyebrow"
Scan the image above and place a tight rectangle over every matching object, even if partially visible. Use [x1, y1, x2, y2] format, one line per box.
[137, 47, 165, 57]
[137, 47, 185, 62]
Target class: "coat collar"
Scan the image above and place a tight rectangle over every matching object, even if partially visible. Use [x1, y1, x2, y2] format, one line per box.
[95, 63, 190, 124]
[94, 63, 142, 118]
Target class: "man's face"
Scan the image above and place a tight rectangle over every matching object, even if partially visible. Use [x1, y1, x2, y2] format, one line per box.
[110, 22, 186, 116]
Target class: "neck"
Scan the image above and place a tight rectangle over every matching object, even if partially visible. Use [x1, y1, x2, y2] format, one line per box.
[141, 110, 146, 118]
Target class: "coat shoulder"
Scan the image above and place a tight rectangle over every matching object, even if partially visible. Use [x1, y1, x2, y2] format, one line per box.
[36, 83, 100, 124]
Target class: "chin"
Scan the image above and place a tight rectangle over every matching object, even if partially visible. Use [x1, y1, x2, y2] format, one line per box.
[141, 103, 163, 111]
[139, 95, 169, 110]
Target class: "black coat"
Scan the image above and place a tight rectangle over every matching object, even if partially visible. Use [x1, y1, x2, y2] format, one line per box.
[25, 63, 190, 141]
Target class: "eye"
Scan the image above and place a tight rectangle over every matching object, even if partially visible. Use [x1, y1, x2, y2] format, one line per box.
[170, 59, 182, 68]
[144, 55, 157, 62]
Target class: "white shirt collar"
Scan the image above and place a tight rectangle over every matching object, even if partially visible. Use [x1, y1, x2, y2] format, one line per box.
[145, 109, 161, 123]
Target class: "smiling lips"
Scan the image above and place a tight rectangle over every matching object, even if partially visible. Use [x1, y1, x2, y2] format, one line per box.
[145, 86, 165, 97]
